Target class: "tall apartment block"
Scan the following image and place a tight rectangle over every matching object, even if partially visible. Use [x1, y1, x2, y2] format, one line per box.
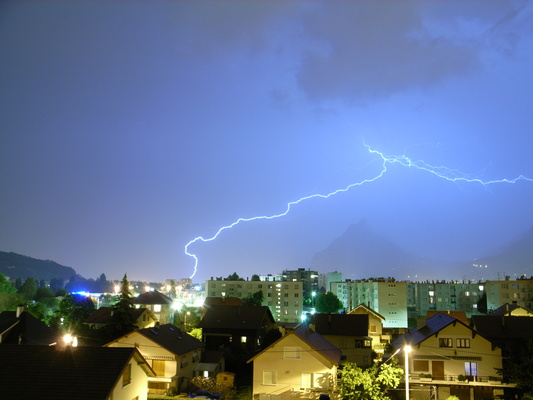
[206, 279, 303, 324]
[331, 279, 408, 328]
[318, 271, 344, 293]
[282, 268, 319, 300]
[484, 277, 533, 311]
[407, 281, 484, 323]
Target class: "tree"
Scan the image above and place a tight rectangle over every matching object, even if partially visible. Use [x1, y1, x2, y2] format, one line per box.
[35, 287, 55, 301]
[338, 361, 404, 400]
[56, 293, 96, 332]
[498, 337, 533, 396]
[315, 291, 343, 313]
[226, 272, 243, 281]
[109, 274, 136, 337]
[17, 277, 37, 301]
[476, 291, 487, 314]
[242, 290, 264, 306]
[0, 273, 16, 294]
[251, 274, 260, 281]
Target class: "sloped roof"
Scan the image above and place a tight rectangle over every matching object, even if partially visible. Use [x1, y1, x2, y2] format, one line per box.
[471, 315, 533, 341]
[426, 310, 469, 325]
[393, 312, 458, 348]
[0, 345, 153, 399]
[313, 313, 369, 336]
[84, 306, 152, 325]
[490, 303, 532, 316]
[0, 311, 59, 345]
[136, 323, 205, 355]
[248, 324, 342, 366]
[348, 303, 386, 321]
[198, 305, 275, 330]
[293, 325, 342, 365]
[132, 290, 173, 305]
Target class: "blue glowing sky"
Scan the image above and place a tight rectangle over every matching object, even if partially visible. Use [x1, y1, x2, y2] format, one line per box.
[1, 1, 532, 283]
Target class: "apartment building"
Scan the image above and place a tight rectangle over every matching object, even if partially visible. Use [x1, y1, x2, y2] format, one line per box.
[407, 281, 484, 321]
[206, 279, 303, 324]
[282, 268, 318, 301]
[331, 279, 408, 328]
[484, 277, 533, 311]
[318, 271, 344, 293]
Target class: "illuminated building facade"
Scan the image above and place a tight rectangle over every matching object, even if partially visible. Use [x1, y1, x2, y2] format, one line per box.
[331, 279, 408, 328]
[206, 279, 303, 324]
[484, 277, 533, 311]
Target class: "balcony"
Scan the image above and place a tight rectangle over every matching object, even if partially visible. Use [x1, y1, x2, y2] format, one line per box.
[408, 373, 515, 388]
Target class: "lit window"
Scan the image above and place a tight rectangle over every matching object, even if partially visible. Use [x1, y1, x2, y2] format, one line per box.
[241, 336, 247, 343]
[439, 338, 453, 348]
[154, 304, 162, 312]
[457, 338, 470, 348]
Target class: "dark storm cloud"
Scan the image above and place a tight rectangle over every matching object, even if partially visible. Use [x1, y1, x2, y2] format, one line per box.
[295, 1, 528, 102]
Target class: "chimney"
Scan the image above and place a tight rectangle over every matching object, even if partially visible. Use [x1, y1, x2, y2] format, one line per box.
[16, 305, 24, 318]
[155, 321, 160, 330]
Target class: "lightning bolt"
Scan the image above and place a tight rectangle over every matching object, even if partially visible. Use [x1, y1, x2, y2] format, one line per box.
[185, 144, 532, 279]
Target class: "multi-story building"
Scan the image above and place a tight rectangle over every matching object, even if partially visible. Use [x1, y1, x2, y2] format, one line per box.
[206, 279, 303, 324]
[407, 281, 484, 323]
[331, 279, 408, 328]
[282, 268, 318, 301]
[484, 277, 533, 311]
[318, 271, 344, 293]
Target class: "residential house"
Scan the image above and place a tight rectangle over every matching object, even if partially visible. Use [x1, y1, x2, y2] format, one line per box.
[393, 313, 509, 400]
[0, 345, 154, 400]
[0, 306, 59, 345]
[347, 303, 389, 355]
[133, 290, 174, 324]
[105, 322, 205, 395]
[488, 303, 533, 317]
[247, 324, 342, 399]
[84, 306, 158, 330]
[198, 304, 276, 353]
[311, 313, 372, 366]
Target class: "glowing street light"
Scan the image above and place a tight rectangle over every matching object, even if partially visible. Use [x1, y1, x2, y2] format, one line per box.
[404, 345, 412, 400]
[184, 310, 191, 331]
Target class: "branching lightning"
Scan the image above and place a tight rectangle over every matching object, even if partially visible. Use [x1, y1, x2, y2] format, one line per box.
[185, 144, 532, 279]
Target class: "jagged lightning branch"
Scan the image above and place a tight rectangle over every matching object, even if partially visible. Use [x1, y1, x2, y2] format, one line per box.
[185, 144, 532, 278]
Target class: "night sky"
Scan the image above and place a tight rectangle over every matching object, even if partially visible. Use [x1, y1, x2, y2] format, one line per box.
[1, 1, 532, 283]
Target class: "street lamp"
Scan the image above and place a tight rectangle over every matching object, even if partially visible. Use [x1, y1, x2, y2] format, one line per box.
[404, 345, 412, 400]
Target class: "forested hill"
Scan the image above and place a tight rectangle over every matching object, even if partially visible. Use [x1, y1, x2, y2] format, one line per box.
[0, 251, 77, 281]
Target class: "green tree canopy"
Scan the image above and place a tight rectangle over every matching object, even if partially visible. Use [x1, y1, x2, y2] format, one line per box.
[17, 277, 37, 301]
[338, 360, 404, 400]
[57, 293, 96, 332]
[498, 336, 533, 395]
[242, 290, 264, 306]
[315, 291, 343, 313]
[0, 273, 16, 294]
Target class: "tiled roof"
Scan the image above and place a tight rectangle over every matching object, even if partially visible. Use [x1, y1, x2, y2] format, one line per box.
[348, 303, 386, 321]
[247, 324, 342, 366]
[471, 315, 533, 341]
[0, 311, 59, 345]
[132, 290, 173, 305]
[198, 305, 275, 330]
[0, 345, 152, 399]
[426, 311, 469, 325]
[136, 323, 205, 355]
[292, 325, 342, 365]
[392, 312, 457, 348]
[490, 303, 532, 316]
[313, 313, 369, 336]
